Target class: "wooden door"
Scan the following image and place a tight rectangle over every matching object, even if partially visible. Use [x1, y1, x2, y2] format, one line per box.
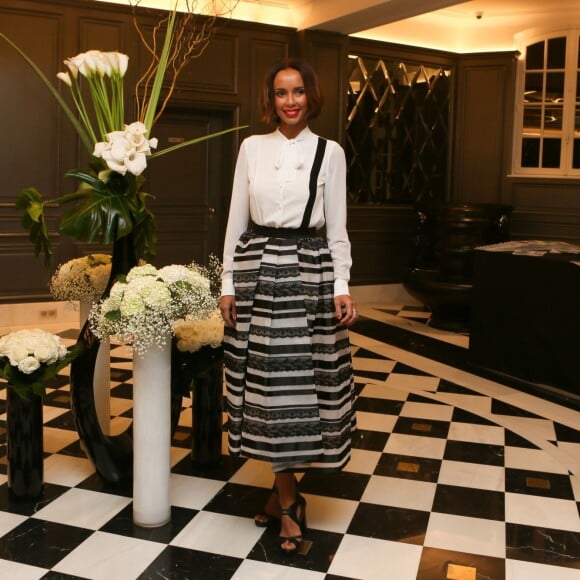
[145, 108, 234, 268]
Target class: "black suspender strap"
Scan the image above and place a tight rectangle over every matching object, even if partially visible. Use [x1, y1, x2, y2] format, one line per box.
[300, 137, 327, 229]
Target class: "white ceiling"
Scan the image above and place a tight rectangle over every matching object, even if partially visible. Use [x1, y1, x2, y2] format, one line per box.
[93, 0, 580, 53]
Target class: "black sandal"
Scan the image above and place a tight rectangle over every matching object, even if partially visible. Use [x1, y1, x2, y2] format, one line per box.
[254, 485, 281, 527]
[254, 476, 298, 528]
[279, 493, 307, 555]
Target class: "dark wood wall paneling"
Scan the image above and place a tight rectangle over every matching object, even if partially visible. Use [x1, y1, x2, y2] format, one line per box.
[0, 0, 295, 302]
[1, 0, 579, 303]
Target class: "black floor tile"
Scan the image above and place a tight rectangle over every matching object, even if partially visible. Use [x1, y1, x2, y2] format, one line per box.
[0, 519, 93, 568]
[416, 547, 506, 580]
[505, 468, 575, 500]
[140, 545, 243, 579]
[506, 522, 580, 568]
[299, 471, 370, 501]
[350, 429, 389, 452]
[432, 484, 505, 521]
[444, 440, 505, 466]
[393, 416, 451, 439]
[374, 453, 441, 482]
[347, 502, 429, 544]
[100, 504, 197, 543]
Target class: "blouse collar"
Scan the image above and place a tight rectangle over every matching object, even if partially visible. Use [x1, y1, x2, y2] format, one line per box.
[274, 126, 313, 169]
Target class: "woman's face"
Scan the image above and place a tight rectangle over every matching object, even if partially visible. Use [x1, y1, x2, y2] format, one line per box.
[273, 68, 308, 138]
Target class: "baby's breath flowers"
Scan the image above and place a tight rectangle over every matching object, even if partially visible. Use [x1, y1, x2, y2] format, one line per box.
[89, 263, 215, 356]
[0, 329, 79, 399]
[49, 254, 112, 303]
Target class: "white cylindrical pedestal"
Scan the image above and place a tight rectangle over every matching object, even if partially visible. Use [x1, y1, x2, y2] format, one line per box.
[80, 300, 111, 434]
[132, 338, 172, 527]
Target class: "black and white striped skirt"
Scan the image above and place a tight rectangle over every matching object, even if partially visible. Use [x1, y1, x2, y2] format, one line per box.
[223, 230, 356, 472]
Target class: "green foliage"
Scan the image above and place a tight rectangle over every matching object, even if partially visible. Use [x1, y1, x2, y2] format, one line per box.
[16, 187, 53, 267]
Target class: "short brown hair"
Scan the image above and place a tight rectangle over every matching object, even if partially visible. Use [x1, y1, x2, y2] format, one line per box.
[260, 58, 324, 124]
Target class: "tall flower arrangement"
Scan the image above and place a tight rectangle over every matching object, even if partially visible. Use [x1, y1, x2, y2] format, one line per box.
[2, 1, 243, 266]
[89, 263, 215, 355]
[50, 254, 112, 303]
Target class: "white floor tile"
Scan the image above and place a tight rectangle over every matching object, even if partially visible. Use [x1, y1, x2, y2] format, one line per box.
[32, 488, 130, 529]
[328, 534, 422, 580]
[447, 422, 504, 446]
[499, 417, 556, 443]
[505, 492, 580, 532]
[171, 511, 263, 558]
[108, 397, 133, 417]
[169, 446, 190, 467]
[353, 357, 396, 374]
[0, 511, 27, 538]
[343, 448, 381, 475]
[436, 393, 492, 415]
[359, 382, 409, 401]
[504, 446, 570, 474]
[228, 458, 280, 488]
[506, 559, 580, 580]
[169, 473, 225, 510]
[386, 373, 440, 392]
[356, 411, 398, 433]
[52, 531, 164, 580]
[302, 493, 358, 533]
[109, 416, 132, 435]
[384, 432, 447, 459]
[0, 559, 47, 580]
[41, 405, 69, 423]
[570, 473, 580, 503]
[438, 460, 505, 492]
[43, 454, 95, 487]
[232, 559, 325, 579]
[425, 512, 506, 558]
[400, 400, 454, 421]
[42, 427, 80, 453]
[362, 475, 436, 511]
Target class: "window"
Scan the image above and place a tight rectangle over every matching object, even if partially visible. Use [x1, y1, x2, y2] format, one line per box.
[514, 29, 580, 176]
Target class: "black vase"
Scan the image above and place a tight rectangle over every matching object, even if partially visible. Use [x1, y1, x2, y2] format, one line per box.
[190, 346, 224, 465]
[6, 388, 44, 499]
[69, 232, 138, 484]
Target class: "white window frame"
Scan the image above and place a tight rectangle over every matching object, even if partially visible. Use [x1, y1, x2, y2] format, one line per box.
[513, 27, 580, 177]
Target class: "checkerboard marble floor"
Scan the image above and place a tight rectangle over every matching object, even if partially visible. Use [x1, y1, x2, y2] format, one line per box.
[0, 302, 578, 579]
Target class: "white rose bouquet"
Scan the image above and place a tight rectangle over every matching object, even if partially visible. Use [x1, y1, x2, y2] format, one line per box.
[90, 263, 216, 355]
[174, 308, 224, 353]
[49, 254, 112, 303]
[0, 329, 79, 399]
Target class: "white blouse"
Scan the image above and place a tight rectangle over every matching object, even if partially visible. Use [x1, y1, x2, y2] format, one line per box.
[221, 126, 352, 297]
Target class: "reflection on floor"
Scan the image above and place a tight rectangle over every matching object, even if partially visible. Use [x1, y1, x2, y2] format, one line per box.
[0, 302, 578, 579]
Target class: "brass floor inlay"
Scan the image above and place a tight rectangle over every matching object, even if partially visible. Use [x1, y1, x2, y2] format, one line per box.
[526, 476, 551, 490]
[447, 563, 477, 580]
[411, 422, 432, 433]
[297, 539, 313, 556]
[396, 461, 420, 473]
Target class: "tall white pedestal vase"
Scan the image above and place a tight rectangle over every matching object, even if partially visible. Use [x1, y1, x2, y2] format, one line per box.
[132, 336, 172, 527]
[80, 299, 111, 434]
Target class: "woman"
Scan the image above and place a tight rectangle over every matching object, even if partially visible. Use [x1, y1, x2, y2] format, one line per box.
[219, 57, 357, 555]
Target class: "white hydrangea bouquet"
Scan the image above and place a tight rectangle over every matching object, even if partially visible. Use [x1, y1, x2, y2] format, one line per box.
[0, 329, 79, 399]
[49, 254, 112, 303]
[89, 263, 216, 356]
[174, 254, 224, 354]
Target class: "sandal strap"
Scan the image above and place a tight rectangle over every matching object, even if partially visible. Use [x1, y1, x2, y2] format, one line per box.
[280, 494, 306, 527]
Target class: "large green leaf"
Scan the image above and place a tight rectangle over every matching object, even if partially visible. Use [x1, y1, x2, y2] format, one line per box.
[15, 187, 53, 266]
